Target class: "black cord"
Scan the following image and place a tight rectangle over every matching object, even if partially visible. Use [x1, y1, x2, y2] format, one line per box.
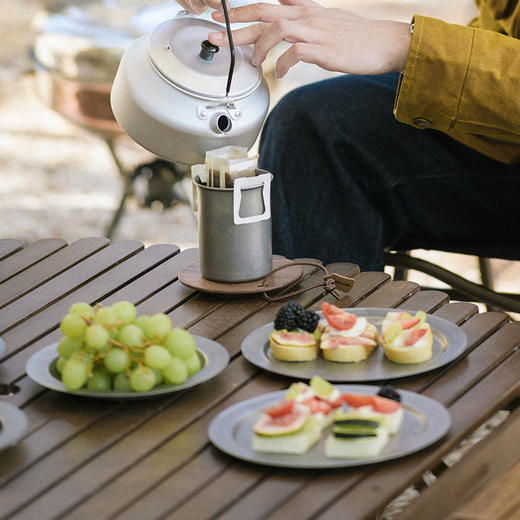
[221, 0, 235, 98]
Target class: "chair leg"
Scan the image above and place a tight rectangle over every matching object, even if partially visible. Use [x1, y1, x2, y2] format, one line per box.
[103, 137, 134, 239]
[393, 251, 410, 281]
[479, 257, 494, 289]
[478, 257, 498, 312]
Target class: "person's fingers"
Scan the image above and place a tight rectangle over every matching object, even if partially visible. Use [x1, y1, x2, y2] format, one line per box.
[208, 22, 267, 47]
[175, 0, 226, 14]
[251, 19, 316, 66]
[212, 2, 311, 23]
[175, 0, 207, 14]
[278, 0, 317, 7]
[205, 0, 227, 8]
[275, 42, 324, 77]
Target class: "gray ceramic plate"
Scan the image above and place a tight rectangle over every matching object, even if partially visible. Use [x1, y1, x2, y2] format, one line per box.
[0, 402, 28, 453]
[209, 384, 451, 468]
[241, 308, 467, 382]
[26, 336, 229, 399]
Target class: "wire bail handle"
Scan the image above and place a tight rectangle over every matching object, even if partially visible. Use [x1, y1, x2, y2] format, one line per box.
[261, 260, 355, 302]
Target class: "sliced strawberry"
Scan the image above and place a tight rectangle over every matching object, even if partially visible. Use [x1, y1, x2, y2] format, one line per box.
[265, 399, 294, 418]
[342, 393, 374, 408]
[372, 395, 401, 413]
[404, 328, 427, 346]
[322, 302, 345, 316]
[301, 397, 320, 414]
[330, 395, 345, 408]
[317, 399, 333, 415]
[321, 302, 357, 330]
[399, 317, 421, 329]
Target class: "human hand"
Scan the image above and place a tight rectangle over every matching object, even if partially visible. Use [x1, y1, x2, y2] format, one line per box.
[208, 0, 411, 78]
[174, 0, 224, 15]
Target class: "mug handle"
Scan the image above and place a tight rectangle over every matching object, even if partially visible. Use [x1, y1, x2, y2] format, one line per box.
[233, 173, 272, 225]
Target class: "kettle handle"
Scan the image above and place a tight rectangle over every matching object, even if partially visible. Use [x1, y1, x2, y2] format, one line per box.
[233, 173, 272, 225]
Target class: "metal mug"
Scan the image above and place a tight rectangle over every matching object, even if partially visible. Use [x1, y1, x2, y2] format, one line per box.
[194, 169, 273, 282]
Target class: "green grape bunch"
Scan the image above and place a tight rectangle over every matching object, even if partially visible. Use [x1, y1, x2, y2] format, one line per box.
[55, 301, 201, 392]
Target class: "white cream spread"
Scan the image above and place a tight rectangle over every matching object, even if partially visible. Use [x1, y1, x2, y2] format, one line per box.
[327, 317, 367, 338]
[392, 328, 428, 348]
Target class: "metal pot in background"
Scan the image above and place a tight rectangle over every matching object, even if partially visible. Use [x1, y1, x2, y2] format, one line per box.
[31, 0, 179, 136]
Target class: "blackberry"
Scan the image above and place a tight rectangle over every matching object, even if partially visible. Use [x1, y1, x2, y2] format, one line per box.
[377, 385, 401, 402]
[297, 310, 319, 333]
[274, 301, 304, 331]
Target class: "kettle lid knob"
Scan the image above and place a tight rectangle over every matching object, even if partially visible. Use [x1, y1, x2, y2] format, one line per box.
[199, 40, 219, 62]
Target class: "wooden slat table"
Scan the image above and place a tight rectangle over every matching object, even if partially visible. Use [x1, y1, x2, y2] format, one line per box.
[0, 238, 519, 520]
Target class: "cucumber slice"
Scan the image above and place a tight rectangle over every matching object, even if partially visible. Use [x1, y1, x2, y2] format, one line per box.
[333, 431, 378, 438]
[335, 419, 381, 429]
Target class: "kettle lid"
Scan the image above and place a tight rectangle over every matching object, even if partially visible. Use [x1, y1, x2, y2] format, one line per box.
[147, 16, 262, 99]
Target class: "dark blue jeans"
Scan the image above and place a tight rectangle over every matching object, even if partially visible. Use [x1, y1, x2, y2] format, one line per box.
[259, 72, 520, 271]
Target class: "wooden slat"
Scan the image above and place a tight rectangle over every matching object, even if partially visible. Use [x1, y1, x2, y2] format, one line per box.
[349, 280, 420, 308]
[66, 370, 284, 520]
[165, 461, 266, 520]
[397, 407, 520, 520]
[0, 240, 144, 334]
[396, 289, 449, 313]
[110, 448, 234, 520]
[2, 358, 262, 520]
[0, 239, 24, 261]
[432, 302, 479, 325]
[0, 238, 67, 283]
[0, 237, 109, 308]
[449, 463, 520, 520]
[422, 317, 520, 404]
[101, 247, 199, 307]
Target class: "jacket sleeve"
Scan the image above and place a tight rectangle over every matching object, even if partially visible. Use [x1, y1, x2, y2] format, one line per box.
[393, 15, 520, 163]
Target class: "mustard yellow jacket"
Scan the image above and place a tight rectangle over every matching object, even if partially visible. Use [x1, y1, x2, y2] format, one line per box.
[394, 0, 520, 163]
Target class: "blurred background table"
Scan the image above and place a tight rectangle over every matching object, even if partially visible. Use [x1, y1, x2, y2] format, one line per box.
[0, 237, 518, 520]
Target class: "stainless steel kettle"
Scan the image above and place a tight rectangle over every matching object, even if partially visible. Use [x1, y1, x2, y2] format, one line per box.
[110, 10, 270, 165]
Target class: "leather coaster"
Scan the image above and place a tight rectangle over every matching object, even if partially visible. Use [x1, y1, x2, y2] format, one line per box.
[178, 257, 304, 295]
